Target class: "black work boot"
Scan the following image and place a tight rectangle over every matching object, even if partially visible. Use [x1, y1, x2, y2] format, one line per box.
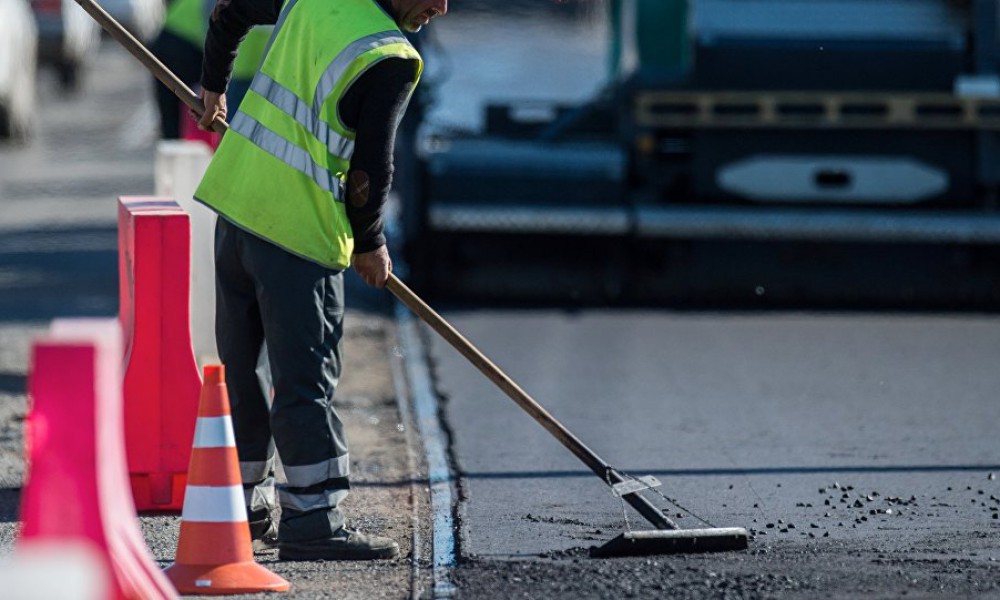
[249, 516, 279, 552]
[278, 527, 399, 561]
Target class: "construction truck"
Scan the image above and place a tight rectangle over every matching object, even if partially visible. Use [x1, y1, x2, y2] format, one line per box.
[398, 0, 1000, 303]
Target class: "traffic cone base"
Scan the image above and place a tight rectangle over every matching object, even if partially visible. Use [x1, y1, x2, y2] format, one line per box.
[163, 561, 290, 595]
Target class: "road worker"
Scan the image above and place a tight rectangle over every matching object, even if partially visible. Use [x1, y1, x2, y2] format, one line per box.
[194, 0, 447, 560]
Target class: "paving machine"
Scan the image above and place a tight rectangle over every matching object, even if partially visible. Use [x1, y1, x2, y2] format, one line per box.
[398, 0, 1000, 303]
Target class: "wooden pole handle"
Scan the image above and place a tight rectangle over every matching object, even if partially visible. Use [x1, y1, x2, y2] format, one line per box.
[386, 274, 677, 530]
[386, 274, 601, 468]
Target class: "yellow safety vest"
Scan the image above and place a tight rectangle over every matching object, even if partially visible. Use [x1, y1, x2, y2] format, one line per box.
[161, 0, 213, 48]
[195, 0, 422, 269]
[164, 0, 271, 76]
[233, 27, 273, 80]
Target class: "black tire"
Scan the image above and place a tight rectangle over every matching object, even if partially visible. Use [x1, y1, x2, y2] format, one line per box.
[0, 97, 34, 142]
[0, 104, 11, 139]
[57, 61, 82, 93]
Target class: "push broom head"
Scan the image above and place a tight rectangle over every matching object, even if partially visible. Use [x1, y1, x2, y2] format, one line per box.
[591, 527, 750, 558]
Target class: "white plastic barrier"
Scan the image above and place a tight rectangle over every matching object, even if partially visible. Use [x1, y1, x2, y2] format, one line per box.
[154, 140, 218, 365]
[0, 542, 109, 600]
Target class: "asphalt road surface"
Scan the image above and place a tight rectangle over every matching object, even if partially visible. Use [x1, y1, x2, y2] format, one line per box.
[427, 309, 1000, 597]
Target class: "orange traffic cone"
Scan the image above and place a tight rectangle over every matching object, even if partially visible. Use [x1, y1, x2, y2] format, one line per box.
[163, 365, 289, 595]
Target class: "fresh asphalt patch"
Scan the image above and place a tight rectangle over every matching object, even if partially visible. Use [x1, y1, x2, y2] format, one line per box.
[454, 532, 999, 599]
[427, 310, 1000, 598]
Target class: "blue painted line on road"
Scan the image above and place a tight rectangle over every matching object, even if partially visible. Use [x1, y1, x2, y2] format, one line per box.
[396, 302, 457, 598]
[388, 334, 423, 599]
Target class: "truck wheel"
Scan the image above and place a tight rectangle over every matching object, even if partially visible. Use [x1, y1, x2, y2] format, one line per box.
[0, 104, 11, 139]
[57, 62, 82, 93]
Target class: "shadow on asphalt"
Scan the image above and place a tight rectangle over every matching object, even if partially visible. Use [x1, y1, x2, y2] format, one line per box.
[0, 373, 25, 395]
[464, 463, 1000, 480]
[0, 225, 395, 323]
[0, 488, 20, 523]
[0, 226, 118, 323]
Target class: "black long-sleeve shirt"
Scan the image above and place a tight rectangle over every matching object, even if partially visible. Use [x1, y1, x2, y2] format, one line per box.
[202, 0, 418, 253]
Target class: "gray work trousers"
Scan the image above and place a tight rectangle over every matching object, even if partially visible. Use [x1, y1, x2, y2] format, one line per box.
[214, 217, 349, 542]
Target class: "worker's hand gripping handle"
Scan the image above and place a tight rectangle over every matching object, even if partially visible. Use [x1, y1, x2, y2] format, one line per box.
[72, 0, 229, 134]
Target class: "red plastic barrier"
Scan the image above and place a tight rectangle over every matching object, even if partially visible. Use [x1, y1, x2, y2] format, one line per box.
[118, 197, 202, 512]
[19, 318, 179, 599]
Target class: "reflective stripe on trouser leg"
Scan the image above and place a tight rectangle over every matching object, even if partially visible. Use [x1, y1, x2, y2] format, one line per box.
[277, 478, 349, 542]
[278, 454, 351, 538]
[240, 456, 277, 522]
[244, 476, 277, 522]
[239, 458, 274, 485]
[234, 223, 349, 541]
[278, 453, 351, 513]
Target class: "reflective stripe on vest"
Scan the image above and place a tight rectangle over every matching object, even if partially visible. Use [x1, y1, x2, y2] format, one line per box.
[229, 112, 344, 197]
[248, 73, 355, 159]
[236, 30, 413, 196]
[313, 31, 409, 109]
[194, 0, 422, 269]
[243, 32, 408, 160]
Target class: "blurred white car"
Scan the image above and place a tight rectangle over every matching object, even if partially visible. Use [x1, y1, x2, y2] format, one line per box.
[31, 0, 100, 90]
[101, 0, 164, 41]
[0, 0, 38, 138]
